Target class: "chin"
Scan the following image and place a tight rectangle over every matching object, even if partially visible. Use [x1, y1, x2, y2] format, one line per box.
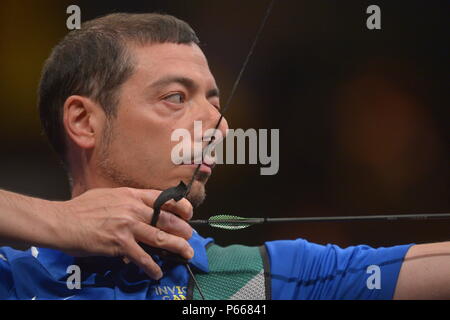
[185, 180, 206, 208]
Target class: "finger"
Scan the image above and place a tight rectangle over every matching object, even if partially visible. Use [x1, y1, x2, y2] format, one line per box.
[135, 189, 193, 221]
[133, 222, 194, 260]
[155, 210, 193, 240]
[126, 204, 193, 240]
[160, 197, 193, 221]
[124, 241, 163, 280]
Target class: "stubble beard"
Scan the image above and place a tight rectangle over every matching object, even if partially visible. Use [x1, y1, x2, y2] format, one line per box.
[96, 119, 207, 208]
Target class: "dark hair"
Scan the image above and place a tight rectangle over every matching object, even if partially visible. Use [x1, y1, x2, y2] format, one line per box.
[38, 13, 200, 166]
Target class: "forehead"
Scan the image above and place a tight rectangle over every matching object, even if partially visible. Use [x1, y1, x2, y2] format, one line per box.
[128, 42, 217, 88]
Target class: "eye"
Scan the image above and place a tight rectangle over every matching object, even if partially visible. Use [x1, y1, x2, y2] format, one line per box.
[164, 93, 185, 104]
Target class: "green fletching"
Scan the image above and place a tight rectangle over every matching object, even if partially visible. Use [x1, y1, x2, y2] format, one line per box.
[208, 215, 252, 230]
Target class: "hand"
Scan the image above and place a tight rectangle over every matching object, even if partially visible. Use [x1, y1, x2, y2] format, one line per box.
[51, 187, 194, 280]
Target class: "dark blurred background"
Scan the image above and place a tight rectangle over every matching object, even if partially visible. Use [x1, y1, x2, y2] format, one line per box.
[1, 0, 449, 248]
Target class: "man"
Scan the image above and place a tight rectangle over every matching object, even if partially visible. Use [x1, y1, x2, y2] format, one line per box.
[0, 13, 449, 300]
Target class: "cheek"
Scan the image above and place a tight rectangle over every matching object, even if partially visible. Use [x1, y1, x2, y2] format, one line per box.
[110, 114, 176, 168]
[112, 95, 192, 172]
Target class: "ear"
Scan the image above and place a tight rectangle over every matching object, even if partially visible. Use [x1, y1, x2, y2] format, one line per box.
[63, 95, 105, 150]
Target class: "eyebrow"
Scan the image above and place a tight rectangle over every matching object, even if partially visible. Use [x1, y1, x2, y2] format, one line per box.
[149, 75, 220, 99]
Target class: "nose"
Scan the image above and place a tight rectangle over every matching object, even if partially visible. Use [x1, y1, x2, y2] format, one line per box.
[216, 114, 229, 138]
[199, 100, 229, 139]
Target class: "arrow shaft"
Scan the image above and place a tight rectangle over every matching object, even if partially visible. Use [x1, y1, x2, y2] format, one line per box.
[268, 213, 450, 223]
[190, 213, 450, 227]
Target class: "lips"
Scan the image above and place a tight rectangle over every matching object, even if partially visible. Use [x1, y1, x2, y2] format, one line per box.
[180, 154, 216, 175]
[200, 161, 215, 172]
[201, 154, 216, 168]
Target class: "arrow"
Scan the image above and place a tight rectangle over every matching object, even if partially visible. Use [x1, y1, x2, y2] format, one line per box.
[190, 213, 450, 230]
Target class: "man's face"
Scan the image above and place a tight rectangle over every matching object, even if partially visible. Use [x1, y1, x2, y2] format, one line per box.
[96, 42, 228, 207]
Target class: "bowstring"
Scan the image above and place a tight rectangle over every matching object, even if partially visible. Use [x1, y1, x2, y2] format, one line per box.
[182, 0, 276, 300]
[184, 0, 276, 198]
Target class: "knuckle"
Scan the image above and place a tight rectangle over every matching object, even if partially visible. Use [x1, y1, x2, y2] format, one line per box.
[149, 189, 161, 197]
[119, 187, 136, 198]
[148, 190, 161, 201]
[168, 212, 178, 225]
[113, 231, 131, 250]
[119, 201, 142, 214]
[98, 191, 116, 203]
[117, 202, 135, 213]
[154, 230, 167, 246]
[135, 204, 149, 216]
[117, 215, 135, 228]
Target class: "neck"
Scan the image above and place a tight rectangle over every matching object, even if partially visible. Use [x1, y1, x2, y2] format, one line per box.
[69, 153, 120, 198]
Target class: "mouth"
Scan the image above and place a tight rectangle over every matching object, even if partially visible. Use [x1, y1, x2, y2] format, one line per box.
[201, 153, 216, 169]
[185, 161, 215, 175]
[199, 161, 215, 174]
[182, 154, 216, 175]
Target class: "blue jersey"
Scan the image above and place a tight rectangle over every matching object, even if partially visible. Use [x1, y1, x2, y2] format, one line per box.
[0, 231, 412, 300]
